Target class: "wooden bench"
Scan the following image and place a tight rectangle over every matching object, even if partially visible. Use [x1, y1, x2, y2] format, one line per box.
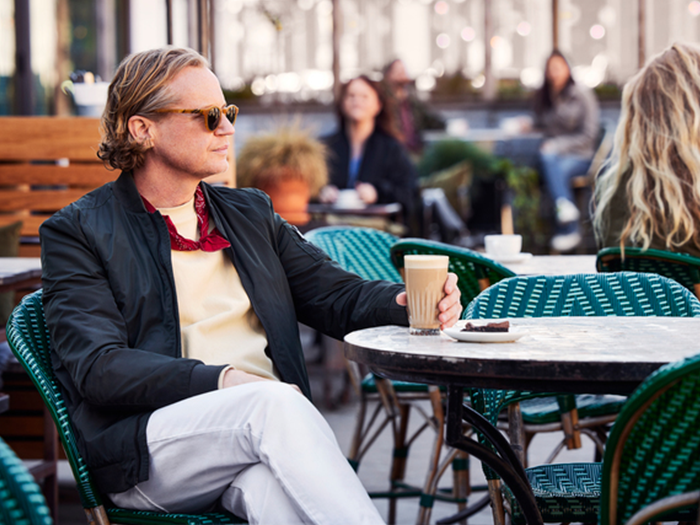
[0, 117, 115, 257]
[0, 116, 235, 257]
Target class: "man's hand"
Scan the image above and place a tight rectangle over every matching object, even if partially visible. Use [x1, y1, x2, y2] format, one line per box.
[318, 185, 339, 204]
[540, 139, 557, 154]
[222, 369, 302, 394]
[395, 272, 462, 330]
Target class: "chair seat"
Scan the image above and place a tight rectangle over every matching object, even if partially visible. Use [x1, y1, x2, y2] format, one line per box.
[107, 507, 247, 524]
[361, 373, 430, 393]
[505, 462, 602, 524]
[520, 395, 627, 425]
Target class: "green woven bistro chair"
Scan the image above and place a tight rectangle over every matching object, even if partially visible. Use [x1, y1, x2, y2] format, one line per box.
[0, 437, 53, 525]
[304, 226, 403, 283]
[304, 226, 470, 525]
[6, 290, 247, 525]
[464, 272, 700, 524]
[597, 246, 700, 299]
[390, 238, 516, 309]
[505, 353, 700, 525]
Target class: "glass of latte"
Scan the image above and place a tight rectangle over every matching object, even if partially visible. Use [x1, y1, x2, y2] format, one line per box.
[404, 255, 449, 335]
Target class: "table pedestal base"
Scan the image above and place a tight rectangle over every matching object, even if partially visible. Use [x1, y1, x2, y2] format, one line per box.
[438, 386, 543, 525]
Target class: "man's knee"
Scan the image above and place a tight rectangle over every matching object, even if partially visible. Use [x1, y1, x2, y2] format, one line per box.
[228, 381, 315, 416]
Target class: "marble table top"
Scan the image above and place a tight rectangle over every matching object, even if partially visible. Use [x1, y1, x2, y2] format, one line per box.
[345, 317, 700, 394]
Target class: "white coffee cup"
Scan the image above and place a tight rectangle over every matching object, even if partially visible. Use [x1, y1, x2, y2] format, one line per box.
[335, 189, 364, 209]
[484, 234, 522, 258]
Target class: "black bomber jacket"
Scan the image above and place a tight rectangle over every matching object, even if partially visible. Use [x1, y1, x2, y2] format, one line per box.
[40, 172, 408, 494]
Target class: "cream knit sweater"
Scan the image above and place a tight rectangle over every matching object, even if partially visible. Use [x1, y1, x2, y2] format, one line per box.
[158, 199, 278, 385]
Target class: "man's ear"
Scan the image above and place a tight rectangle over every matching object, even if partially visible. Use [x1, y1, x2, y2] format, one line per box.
[127, 115, 155, 145]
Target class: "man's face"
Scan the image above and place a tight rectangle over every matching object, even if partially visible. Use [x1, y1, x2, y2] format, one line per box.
[146, 66, 234, 182]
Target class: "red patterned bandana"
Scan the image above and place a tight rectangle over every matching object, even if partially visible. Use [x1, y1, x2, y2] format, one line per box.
[141, 185, 231, 252]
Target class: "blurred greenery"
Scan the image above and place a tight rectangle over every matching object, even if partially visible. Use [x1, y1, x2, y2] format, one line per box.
[418, 139, 543, 250]
[223, 84, 258, 103]
[594, 82, 623, 100]
[417, 139, 499, 179]
[69, 0, 97, 74]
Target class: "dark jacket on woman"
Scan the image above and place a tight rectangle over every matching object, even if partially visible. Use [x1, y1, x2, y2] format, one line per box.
[596, 170, 700, 258]
[323, 128, 419, 225]
[40, 172, 408, 494]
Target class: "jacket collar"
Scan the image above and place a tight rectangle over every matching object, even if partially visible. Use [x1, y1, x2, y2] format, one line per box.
[113, 171, 151, 213]
[113, 171, 213, 215]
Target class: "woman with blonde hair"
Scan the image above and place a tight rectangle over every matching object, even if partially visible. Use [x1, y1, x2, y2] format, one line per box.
[594, 42, 700, 258]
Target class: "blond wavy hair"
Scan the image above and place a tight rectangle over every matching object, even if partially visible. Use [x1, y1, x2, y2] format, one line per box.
[98, 47, 209, 172]
[594, 42, 700, 252]
[236, 127, 328, 197]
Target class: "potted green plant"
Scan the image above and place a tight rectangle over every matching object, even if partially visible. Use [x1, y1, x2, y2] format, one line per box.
[236, 126, 328, 225]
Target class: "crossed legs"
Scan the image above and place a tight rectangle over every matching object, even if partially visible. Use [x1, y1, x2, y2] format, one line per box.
[109, 382, 384, 525]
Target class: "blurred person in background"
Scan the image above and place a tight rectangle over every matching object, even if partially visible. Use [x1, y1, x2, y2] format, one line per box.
[594, 42, 700, 258]
[382, 58, 446, 156]
[319, 75, 420, 233]
[533, 50, 600, 252]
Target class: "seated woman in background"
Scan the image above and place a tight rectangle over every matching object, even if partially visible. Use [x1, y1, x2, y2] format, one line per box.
[534, 50, 600, 252]
[594, 42, 700, 259]
[319, 75, 419, 233]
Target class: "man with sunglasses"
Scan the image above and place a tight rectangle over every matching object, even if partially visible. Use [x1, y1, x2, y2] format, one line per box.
[39, 47, 461, 525]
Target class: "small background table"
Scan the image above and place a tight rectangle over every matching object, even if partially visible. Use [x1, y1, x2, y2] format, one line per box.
[499, 255, 596, 276]
[0, 257, 42, 294]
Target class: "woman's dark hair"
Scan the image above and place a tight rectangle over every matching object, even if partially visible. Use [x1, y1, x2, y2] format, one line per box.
[533, 49, 575, 115]
[336, 75, 402, 141]
[382, 59, 402, 79]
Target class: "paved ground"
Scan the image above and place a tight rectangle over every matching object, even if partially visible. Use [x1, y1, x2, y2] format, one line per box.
[55, 360, 599, 525]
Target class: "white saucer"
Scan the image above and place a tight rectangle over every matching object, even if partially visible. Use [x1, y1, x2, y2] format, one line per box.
[443, 319, 527, 343]
[486, 252, 533, 264]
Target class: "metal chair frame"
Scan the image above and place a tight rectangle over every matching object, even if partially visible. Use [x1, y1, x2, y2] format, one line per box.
[503, 353, 700, 525]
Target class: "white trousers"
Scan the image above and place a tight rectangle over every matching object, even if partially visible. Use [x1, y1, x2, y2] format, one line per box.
[109, 382, 384, 525]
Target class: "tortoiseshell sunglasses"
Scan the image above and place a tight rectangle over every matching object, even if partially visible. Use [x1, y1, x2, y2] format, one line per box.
[155, 104, 238, 131]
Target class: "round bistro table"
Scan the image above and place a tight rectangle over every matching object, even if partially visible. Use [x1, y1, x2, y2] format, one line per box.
[344, 317, 700, 525]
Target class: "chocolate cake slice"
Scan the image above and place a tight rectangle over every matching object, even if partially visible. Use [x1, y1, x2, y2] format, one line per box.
[461, 320, 510, 333]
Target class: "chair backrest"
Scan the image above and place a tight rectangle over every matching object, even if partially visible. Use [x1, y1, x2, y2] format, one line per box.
[0, 437, 52, 525]
[304, 226, 402, 283]
[600, 353, 700, 525]
[390, 238, 516, 308]
[597, 246, 700, 300]
[6, 290, 104, 511]
[465, 271, 700, 320]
